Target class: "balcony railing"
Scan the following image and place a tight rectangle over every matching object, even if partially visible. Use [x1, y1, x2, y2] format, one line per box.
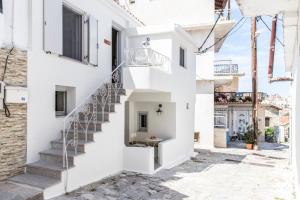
[214, 60, 243, 76]
[215, 92, 267, 104]
[125, 48, 170, 68]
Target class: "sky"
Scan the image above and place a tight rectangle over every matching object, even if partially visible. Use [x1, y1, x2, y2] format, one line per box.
[216, 1, 291, 97]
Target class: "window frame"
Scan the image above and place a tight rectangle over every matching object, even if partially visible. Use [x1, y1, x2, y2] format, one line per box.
[179, 46, 187, 68]
[62, 4, 86, 62]
[138, 112, 148, 132]
[265, 117, 270, 127]
[55, 90, 67, 116]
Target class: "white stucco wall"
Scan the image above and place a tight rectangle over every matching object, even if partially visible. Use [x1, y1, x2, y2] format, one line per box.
[0, 0, 29, 48]
[26, 0, 141, 163]
[121, 0, 214, 26]
[128, 101, 176, 140]
[123, 26, 197, 168]
[291, 41, 300, 199]
[195, 80, 214, 147]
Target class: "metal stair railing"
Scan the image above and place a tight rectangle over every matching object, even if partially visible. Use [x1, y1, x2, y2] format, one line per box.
[62, 61, 125, 169]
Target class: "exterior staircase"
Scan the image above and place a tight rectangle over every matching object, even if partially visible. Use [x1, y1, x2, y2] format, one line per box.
[8, 72, 127, 200]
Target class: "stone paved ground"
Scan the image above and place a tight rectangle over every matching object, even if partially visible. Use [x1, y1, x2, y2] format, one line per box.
[53, 142, 294, 200]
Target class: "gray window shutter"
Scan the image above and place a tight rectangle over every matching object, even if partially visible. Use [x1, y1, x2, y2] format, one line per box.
[83, 15, 89, 63]
[89, 16, 98, 66]
[43, 0, 63, 55]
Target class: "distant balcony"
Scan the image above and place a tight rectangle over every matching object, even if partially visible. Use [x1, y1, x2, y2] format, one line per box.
[125, 48, 170, 69]
[215, 92, 267, 104]
[214, 60, 244, 76]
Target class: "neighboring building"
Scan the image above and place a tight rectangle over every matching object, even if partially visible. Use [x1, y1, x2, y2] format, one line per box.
[236, 0, 300, 198]
[0, 0, 230, 199]
[212, 60, 282, 146]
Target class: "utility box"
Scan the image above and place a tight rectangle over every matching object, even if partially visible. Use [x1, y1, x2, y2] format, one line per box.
[0, 81, 5, 109]
[5, 86, 28, 104]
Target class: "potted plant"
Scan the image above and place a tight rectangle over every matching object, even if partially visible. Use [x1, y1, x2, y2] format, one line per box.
[244, 126, 255, 150]
[265, 127, 275, 143]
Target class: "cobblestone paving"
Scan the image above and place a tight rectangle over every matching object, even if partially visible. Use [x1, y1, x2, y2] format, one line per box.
[53, 143, 294, 200]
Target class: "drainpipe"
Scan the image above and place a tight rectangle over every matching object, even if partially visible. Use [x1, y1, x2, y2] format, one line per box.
[268, 15, 277, 82]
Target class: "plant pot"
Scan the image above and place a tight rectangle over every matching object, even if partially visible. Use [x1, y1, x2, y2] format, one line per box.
[246, 143, 253, 150]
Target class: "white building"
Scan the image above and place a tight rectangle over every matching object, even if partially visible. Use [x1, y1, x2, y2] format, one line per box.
[236, 0, 300, 198]
[0, 0, 233, 199]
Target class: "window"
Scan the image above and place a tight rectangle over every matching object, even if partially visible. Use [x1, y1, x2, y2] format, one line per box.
[0, 0, 3, 13]
[265, 117, 270, 127]
[56, 91, 67, 116]
[138, 112, 148, 132]
[44, 1, 99, 65]
[179, 47, 186, 67]
[63, 6, 83, 61]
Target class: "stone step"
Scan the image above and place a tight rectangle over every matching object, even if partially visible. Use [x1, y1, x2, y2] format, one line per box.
[78, 111, 109, 122]
[26, 161, 67, 180]
[0, 183, 43, 200]
[39, 149, 82, 166]
[70, 120, 102, 131]
[9, 174, 60, 189]
[87, 103, 116, 112]
[91, 94, 121, 104]
[51, 139, 93, 153]
[61, 129, 95, 141]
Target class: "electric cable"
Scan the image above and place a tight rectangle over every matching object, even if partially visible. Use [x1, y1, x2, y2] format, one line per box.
[198, 17, 245, 54]
[2, 47, 14, 118]
[198, 11, 222, 52]
[258, 16, 284, 47]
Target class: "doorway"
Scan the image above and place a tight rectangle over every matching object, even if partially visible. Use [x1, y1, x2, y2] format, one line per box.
[112, 28, 121, 71]
[112, 28, 121, 83]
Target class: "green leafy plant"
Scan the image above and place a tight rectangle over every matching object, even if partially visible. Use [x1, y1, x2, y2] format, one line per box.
[265, 127, 274, 137]
[265, 127, 275, 143]
[244, 125, 255, 144]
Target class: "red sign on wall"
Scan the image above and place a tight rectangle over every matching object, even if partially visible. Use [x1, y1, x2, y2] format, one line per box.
[104, 39, 111, 46]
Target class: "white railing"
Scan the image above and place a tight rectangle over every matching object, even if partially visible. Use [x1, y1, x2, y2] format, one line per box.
[214, 60, 244, 76]
[214, 63, 239, 75]
[62, 61, 125, 190]
[214, 113, 227, 128]
[125, 48, 170, 68]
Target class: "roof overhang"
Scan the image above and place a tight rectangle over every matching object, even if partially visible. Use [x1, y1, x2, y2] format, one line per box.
[236, 0, 299, 72]
[236, 0, 299, 17]
[283, 11, 298, 71]
[183, 20, 236, 53]
[215, 0, 228, 10]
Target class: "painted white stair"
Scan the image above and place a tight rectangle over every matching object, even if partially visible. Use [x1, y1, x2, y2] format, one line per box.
[9, 88, 128, 199]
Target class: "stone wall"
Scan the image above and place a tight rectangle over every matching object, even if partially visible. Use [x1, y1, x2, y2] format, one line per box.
[0, 48, 27, 181]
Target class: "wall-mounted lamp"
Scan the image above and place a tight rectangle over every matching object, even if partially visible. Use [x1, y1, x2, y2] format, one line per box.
[156, 104, 163, 115]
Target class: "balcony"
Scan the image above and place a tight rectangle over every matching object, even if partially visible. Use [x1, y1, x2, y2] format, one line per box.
[214, 60, 244, 76]
[125, 48, 170, 70]
[123, 48, 172, 92]
[215, 92, 267, 105]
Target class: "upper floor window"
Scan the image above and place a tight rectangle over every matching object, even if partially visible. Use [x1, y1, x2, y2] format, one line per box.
[179, 47, 186, 68]
[63, 6, 83, 61]
[265, 117, 270, 127]
[0, 0, 3, 13]
[43, 0, 99, 66]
